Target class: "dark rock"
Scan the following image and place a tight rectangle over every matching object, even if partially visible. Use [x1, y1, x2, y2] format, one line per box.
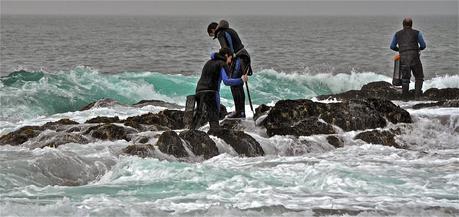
[412, 100, 459, 109]
[132, 99, 183, 109]
[80, 98, 123, 111]
[42, 119, 79, 131]
[159, 110, 185, 129]
[123, 110, 185, 131]
[355, 130, 404, 148]
[179, 130, 219, 159]
[317, 81, 459, 101]
[326, 136, 344, 148]
[156, 131, 188, 158]
[31, 132, 90, 148]
[366, 98, 412, 124]
[137, 137, 149, 144]
[254, 104, 271, 125]
[264, 99, 411, 136]
[123, 113, 168, 130]
[122, 144, 155, 158]
[208, 129, 264, 157]
[423, 88, 459, 101]
[84, 124, 135, 141]
[0, 126, 43, 146]
[267, 116, 335, 137]
[85, 116, 121, 124]
[220, 119, 244, 130]
[262, 98, 411, 137]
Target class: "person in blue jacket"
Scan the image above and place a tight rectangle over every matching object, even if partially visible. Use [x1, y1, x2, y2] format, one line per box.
[207, 20, 252, 118]
[191, 47, 248, 129]
[390, 17, 426, 98]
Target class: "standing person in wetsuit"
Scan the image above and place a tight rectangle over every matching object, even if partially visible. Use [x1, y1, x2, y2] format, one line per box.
[207, 20, 253, 118]
[390, 17, 426, 98]
[191, 47, 249, 130]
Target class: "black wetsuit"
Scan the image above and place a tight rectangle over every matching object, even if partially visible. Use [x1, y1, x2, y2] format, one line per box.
[214, 23, 252, 117]
[390, 27, 426, 96]
[192, 53, 243, 129]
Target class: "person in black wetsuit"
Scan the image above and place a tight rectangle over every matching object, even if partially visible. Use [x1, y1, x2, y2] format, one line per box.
[207, 20, 253, 118]
[191, 47, 248, 130]
[390, 17, 427, 98]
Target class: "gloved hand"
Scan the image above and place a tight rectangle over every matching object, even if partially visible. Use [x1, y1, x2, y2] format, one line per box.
[241, 74, 248, 82]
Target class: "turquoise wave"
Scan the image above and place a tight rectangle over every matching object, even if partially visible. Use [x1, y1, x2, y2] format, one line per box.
[1, 66, 457, 122]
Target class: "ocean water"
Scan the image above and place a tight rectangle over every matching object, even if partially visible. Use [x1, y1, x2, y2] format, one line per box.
[1, 15, 459, 216]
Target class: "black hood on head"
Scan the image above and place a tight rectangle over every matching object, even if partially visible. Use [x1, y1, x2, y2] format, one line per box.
[214, 20, 229, 39]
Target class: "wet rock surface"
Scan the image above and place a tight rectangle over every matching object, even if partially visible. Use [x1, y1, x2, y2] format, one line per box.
[84, 124, 136, 141]
[317, 81, 459, 101]
[85, 116, 121, 124]
[262, 98, 411, 137]
[179, 130, 219, 159]
[355, 130, 403, 149]
[156, 131, 188, 158]
[412, 100, 459, 109]
[208, 129, 264, 157]
[326, 135, 344, 148]
[253, 104, 271, 126]
[122, 144, 156, 158]
[132, 99, 183, 109]
[0, 126, 43, 146]
[31, 132, 90, 149]
[80, 98, 124, 111]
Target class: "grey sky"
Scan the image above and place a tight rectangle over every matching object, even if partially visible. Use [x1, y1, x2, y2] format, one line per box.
[1, 1, 458, 16]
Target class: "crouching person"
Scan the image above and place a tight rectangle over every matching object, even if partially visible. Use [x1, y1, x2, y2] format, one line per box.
[191, 48, 248, 129]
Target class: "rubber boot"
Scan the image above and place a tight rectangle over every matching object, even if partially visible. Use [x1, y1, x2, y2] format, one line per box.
[209, 121, 220, 130]
[415, 80, 423, 99]
[401, 82, 410, 101]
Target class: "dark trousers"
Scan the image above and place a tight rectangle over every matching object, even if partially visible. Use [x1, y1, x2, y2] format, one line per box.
[400, 51, 424, 84]
[231, 57, 248, 115]
[191, 91, 219, 129]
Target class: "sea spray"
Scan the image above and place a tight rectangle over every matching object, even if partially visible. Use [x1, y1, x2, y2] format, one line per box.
[3, 67, 459, 123]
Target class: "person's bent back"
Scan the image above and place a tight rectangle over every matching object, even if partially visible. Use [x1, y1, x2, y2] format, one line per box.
[191, 48, 248, 130]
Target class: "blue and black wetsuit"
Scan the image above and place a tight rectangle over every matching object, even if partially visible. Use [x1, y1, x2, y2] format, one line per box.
[214, 20, 252, 118]
[390, 27, 426, 96]
[192, 53, 244, 129]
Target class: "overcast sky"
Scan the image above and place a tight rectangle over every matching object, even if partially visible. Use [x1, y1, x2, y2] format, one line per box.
[1, 1, 458, 16]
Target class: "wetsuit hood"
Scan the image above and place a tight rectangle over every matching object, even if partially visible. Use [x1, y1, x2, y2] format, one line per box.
[214, 20, 229, 39]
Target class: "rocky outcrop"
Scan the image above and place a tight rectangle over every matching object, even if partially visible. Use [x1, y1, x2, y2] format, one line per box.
[84, 124, 136, 141]
[31, 132, 90, 149]
[326, 136, 344, 148]
[317, 81, 459, 101]
[156, 131, 188, 158]
[267, 116, 336, 137]
[123, 110, 184, 131]
[262, 98, 411, 137]
[122, 144, 155, 158]
[158, 110, 185, 129]
[0, 126, 43, 146]
[354, 130, 403, 148]
[208, 129, 264, 157]
[132, 99, 183, 109]
[179, 130, 219, 159]
[42, 119, 79, 131]
[85, 116, 121, 124]
[253, 104, 271, 126]
[412, 100, 459, 109]
[80, 98, 123, 111]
